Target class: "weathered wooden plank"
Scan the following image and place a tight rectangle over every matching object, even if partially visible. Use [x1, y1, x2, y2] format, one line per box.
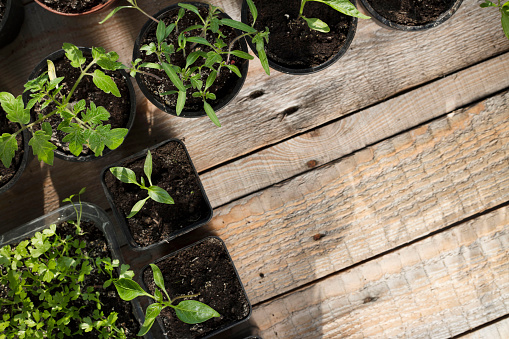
[208, 90, 509, 304]
[458, 317, 509, 339]
[251, 206, 509, 338]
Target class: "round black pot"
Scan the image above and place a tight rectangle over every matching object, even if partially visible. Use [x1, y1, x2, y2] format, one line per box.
[358, 0, 463, 31]
[23, 47, 136, 162]
[101, 139, 214, 250]
[33, 0, 117, 16]
[0, 0, 24, 48]
[0, 128, 30, 194]
[241, 0, 358, 75]
[133, 2, 249, 118]
[139, 237, 252, 339]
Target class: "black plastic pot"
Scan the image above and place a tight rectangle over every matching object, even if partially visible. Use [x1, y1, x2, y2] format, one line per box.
[23, 47, 136, 162]
[133, 2, 249, 118]
[0, 0, 24, 48]
[139, 237, 252, 339]
[241, 0, 358, 75]
[0, 128, 30, 194]
[358, 0, 463, 31]
[101, 139, 214, 250]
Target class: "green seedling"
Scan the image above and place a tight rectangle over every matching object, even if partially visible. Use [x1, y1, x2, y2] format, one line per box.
[298, 0, 370, 32]
[481, 0, 509, 39]
[0, 43, 128, 168]
[101, 1, 270, 127]
[114, 263, 220, 336]
[0, 189, 135, 338]
[109, 150, 174, 218]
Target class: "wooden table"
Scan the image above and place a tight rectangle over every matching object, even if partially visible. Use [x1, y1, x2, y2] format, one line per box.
[1, 0, 509, 337]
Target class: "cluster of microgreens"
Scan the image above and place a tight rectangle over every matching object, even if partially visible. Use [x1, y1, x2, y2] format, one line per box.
[114, 264, 220, 336]
[0, 43, 129, 169]
[0, 188, 134, 338]
[101, 0, 270, 127]
[481, 0, 509, 39]
[109, 150, 174, 218]
[298, 0, 370, 32]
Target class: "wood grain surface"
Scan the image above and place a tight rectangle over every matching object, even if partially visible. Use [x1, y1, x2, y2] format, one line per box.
[458, 317, 509, 339]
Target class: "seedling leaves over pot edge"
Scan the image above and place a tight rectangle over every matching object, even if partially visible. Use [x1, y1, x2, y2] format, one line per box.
[101, 1, 271, 127]
[481, 0, 509, 39]
[0, 43, 130, 168]
[114, 263, 220, 336]
[298, 0, 370, 33]
[110, 150, 174, 218]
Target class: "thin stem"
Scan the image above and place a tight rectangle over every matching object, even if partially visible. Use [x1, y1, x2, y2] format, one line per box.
[226, 32, 251, 64]
[171, 293, 200, 303]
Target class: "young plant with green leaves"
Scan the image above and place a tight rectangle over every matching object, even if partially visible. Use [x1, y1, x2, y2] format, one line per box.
[0, 43, 128, 168]
[114, 263, 220, 336]
[101, 2, 270, 127]
[0, 189, 135, 338]
[481, 0, 509, 39]
[298, 0, 370, 32]
[109, 150, 174, 218]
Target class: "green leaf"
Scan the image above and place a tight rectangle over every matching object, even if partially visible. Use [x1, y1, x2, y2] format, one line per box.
[62, 43, 86, 68]
[92, 70, 121, 97]
[138, 303, 163, 336]
[246, 0, 258, 24]
[255, 39, 270, 76]
[226, 64, 242, 77]
[176, 90, 186, 116]
[0, 92, 30, 125]
[186, 36, 213, 47]
[29, 130, 57, 165]
[104, 127, 128, 150]
[228, 50, 254, 60]
[109, 167, 138, 184]
[204, 101, 221, 127]
[165, 23, 176, 38]
[73, 99, 86, 114]
[206, 92, 216, 100]
[161, 63, 186, 92]
[205, 70, 217, 90]
[302, 16, 330, 33]
[174, 300, 220, 324]
[147, 186, 174, 204]
[178, 3, 200, 16]
[308, 0, 370, 19]
[156, 20, 166, 44]
[186, 51, 206, 69]
[62, 123, 86, 156]
[47, 59, 57, 81]
[127, 197, 149, 218]
[149, 264, 166, 294]
[113, 278, 152, 301]
[161, 90, 178, 96]
[81, 102, 110, 126]
[140, 42, 157, 56]
[0, 133, 17, 168]
[144, 150, 153, 186]
[502, 10, 509, 39]
[220, 18, 257, 33]
[99, 5, 134, 24]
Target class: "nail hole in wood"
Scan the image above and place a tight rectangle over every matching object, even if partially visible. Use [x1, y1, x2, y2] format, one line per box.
[249, 90, 264, 99]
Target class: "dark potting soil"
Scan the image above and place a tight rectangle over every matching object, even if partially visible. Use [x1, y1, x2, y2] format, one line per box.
[247, 0, 353, 69]
[137, 6, 245, 112]
[30, 54, 131, 157]
[143, 238, 250, 338]
[0, 0, 5, 22]
[366, 0, 457, 26]
[0, 220, 140, 338]
[38, 0, 106, 14]
[0, 108, 24, 188]
[104, 141, 210, 247]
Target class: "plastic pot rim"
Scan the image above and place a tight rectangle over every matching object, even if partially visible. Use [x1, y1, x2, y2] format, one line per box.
[33, 0, 117, 16]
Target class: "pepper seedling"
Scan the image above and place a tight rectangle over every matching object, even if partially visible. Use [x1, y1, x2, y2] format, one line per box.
[298, 0, 370, 32]
[101, 1, 270, 127]
[114, 263, 220, 336]
[480, 0, 509, 39]
[0, 43, 129, 168]
[109, 150, 174, 218]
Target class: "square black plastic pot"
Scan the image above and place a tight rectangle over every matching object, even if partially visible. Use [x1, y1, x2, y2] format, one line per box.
[138, 236, 252, 339]
[101, 139, 213, 250]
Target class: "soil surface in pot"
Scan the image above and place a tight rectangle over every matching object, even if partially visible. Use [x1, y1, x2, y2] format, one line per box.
[143, 237, 250, 338]
[37, 0, 106, 14]
[0, 220, 140, 338]
[104, 141, 210, 247]
[0, 0, 5, 22]
[0, 108, 24, 188]
[136, 6, 245, 112]
[366, 0, 457, 26]
[30, 54, 131, 158]
[247, 0, 353, 69]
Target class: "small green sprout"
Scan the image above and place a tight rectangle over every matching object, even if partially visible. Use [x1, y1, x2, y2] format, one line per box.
[481, 0, 509, 39]
[109, 150, 174, 218]
[298, 0, 370, 32]
[114, 263, 220, 336]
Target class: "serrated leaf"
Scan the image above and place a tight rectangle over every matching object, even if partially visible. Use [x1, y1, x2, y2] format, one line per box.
[62, 123, 86, 156]
[29, 130, 56, 165]
[0, 133, 17, 168]
[81, 104, 110, 126]
[113, 278, 152, 301]
[174, 300, 220, 324]
[0, 92, 30, 125]
[41, 122, 52, 137]
[127, 197, 149, 218]
[104, 128, 128, 150]
[204, 101, 221, 127]
[147, 186, 174, 204]
[92, 70, 121, 97]
[220, 18, 256, 33]
[303, 16, 330, 33]
[138, 303, 163, 336]
[109, 167, 138, 184]
[62, 43, 86, 68]
[73, 99, 86, 114]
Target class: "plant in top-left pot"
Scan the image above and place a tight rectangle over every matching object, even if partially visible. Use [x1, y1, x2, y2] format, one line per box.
[0, 42, 135, 168]
[34, 0, 117, 16]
